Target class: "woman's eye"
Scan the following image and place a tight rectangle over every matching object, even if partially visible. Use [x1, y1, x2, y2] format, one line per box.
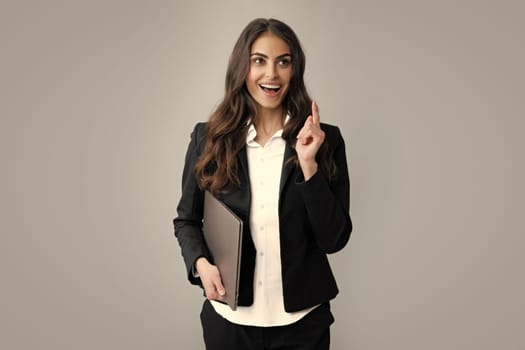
[279, 59, 291, 67]
[253, 57, 264, 64]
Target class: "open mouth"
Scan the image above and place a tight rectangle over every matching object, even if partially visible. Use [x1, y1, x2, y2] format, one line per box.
[259, 84, 281, 95]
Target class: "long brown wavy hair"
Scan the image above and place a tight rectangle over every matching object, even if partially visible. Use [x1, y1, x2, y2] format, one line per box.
[195, 18, 336, 194]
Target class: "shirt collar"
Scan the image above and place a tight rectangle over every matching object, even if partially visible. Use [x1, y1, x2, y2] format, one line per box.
[246, 114, 290, 144]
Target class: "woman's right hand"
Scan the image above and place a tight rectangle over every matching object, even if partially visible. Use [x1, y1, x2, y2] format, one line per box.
[195, 257, 226, 301]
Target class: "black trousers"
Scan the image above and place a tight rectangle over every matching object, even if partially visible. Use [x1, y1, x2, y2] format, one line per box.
[200, 300, 334, 350]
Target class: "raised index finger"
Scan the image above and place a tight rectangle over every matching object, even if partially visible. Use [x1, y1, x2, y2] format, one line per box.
[312, 100, 321, 125]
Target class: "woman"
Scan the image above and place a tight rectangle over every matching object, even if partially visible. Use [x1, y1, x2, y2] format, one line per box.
[174, 18, 352, 349]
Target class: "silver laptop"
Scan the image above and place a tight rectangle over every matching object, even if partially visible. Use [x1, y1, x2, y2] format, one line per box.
[202, 190, 243, 310]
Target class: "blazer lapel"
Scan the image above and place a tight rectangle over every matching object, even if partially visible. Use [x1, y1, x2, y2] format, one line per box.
[218, 146, 252, 220]
[279, 144, 297, 198]
[238, 146, 250, 184]
[237, 146, 252, 216]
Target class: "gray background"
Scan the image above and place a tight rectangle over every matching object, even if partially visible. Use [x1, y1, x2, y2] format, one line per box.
[1, 0, 524, 349]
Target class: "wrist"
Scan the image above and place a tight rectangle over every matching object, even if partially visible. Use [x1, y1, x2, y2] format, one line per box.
[195, 256, 209, 272]
[300, 160, 318, 181]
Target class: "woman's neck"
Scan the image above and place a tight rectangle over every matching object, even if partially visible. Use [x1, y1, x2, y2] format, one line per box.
[253, 108, 285, 146]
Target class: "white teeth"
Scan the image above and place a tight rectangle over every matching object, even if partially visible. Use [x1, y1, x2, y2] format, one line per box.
[260, 84, 280, 89]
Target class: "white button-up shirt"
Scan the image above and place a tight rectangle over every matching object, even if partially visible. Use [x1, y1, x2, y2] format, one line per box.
[210, 119, 316, 326]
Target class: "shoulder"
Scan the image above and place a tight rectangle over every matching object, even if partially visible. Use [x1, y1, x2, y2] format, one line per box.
[320, 122, 344, 144]
[191, 122, 208, 137]
[190, 122, 208, 146]
[320, 122, 340, 133]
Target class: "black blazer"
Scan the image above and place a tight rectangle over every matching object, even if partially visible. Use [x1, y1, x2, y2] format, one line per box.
[174, 122, 352, 312]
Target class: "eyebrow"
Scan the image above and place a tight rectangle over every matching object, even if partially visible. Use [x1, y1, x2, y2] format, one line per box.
[250, 52, 292, 59]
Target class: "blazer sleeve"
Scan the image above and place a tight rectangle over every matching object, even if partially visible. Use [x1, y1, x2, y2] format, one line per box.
[173, 122, 210, 287]
[296, 125, 353, 253]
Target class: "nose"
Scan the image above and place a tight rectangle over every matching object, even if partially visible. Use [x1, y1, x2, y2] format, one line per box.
[265, 63, 277, 79]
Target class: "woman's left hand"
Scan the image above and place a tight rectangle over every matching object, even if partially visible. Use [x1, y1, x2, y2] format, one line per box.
[296, 101, 325, 180]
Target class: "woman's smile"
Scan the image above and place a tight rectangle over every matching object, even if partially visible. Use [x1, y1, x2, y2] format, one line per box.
[259, 83, 282, 97]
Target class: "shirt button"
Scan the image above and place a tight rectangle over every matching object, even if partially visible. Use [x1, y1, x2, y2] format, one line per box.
[259, 252, 264, 256]
[259, 226, 264, 231]
[260, 204, 264, 209]
[258, 281, 263, 286]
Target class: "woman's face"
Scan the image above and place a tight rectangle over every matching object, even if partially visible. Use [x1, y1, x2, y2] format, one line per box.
[245, 31, 292, 113]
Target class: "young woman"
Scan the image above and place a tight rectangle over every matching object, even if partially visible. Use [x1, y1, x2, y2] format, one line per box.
[174, 18, 352, 349]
